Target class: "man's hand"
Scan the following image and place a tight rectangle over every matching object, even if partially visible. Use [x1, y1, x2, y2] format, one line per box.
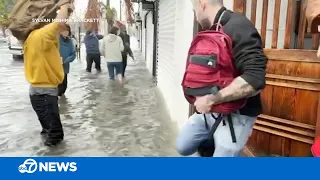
[60, 2, 74, 13]
[194, 94, 215, 114]
[56, 2, 73, 21]
[60, 3, 69, 9]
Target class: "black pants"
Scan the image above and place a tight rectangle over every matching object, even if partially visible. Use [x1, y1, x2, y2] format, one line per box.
[122, 53, 127, 77]
[86, 53, 101, 72]
[30, 95, 64, 140]
[58, 74, 67, 96]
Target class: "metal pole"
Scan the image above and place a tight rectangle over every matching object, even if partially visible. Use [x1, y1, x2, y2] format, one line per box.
[120, 0, 122, 21]
[78, 25, 81, 59]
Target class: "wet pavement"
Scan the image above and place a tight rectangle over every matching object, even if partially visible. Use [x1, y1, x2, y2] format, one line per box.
[0, 39, 179, 156]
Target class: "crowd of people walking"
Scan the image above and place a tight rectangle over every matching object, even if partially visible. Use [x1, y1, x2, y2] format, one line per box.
[83, 26, 134, 85]
[14, 0, 133, 146]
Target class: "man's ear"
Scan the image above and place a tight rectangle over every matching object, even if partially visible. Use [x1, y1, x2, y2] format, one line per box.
[199, 0, 205, 9]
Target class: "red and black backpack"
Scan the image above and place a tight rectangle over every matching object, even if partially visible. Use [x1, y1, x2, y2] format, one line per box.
[182, 23, 246, 114]
[181, 12, 247, 156]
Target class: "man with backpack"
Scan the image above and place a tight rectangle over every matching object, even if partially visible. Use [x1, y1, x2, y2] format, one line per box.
[176, 0, 268, 157]
[15, 2, 74, 146]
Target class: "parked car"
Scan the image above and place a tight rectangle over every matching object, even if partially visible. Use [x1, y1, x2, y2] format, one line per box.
[8, 34, 23, 60]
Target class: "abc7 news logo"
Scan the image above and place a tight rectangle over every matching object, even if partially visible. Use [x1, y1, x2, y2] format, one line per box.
[18, 159, 37, 173]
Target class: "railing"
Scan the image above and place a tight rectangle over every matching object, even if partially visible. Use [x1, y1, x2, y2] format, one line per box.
[234, 0, 319, 50]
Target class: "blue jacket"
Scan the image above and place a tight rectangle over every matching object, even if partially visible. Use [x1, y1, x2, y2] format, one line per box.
[59, 35, 76, 74]
[84, 33, 103, 54]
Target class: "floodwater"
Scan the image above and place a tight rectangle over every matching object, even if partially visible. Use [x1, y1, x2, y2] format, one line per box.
[0, 39, 179, 156]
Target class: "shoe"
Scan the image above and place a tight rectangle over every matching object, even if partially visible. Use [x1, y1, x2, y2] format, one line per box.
[86, 70, 91, 73]
[97, 70, 102, 73]
[40, 129, 49, 138]
[44, 138, 63, 147]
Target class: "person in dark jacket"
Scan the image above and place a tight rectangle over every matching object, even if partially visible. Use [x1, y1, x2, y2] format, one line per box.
[58, 24, 76, 96]
[176, 0, 267, 157]
[119, 30, 134, 77]
[84, 29, 103, 72]
[120, 30, 130, 45]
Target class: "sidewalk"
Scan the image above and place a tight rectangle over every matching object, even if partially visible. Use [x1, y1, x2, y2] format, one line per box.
[65, 47, 180, 156]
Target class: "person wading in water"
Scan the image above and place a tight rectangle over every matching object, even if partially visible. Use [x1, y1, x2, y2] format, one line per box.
[119, 30, 134, 78]
[58, 24, 76, 96]
[24, 3, 74, 146]
[101, 26, 124, 85]
[84, 29, 104, 73]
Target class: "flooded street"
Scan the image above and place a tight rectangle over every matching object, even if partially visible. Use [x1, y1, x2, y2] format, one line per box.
[0, 39, 179, 156]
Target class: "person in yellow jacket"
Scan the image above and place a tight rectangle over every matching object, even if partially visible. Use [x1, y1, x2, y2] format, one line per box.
[24, 3, 74, 146]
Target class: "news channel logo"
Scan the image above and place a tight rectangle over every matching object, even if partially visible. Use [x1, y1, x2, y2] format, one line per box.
[18, 158, 77, 173]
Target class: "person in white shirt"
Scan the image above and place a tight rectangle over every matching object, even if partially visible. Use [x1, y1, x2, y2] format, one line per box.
[101, 26, 124, 84]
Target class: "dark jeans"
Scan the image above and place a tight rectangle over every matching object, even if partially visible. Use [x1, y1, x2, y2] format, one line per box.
[58, 74, 68, 96]
[107, 62, 123, 80]
[30, 95, 64, 140]
[122, 53, 127, 77]
[86, 53, 101, 72]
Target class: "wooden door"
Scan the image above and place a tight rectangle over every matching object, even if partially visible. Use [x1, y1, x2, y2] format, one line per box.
[234, 0, 320, 156]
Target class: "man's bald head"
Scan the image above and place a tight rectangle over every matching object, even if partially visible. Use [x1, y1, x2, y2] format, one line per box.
[208, 0, 223, 5]
[192, 0, 223, 6]
[191, 0, 224, 29]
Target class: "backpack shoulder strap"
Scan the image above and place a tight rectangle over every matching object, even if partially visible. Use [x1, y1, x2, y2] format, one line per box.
[214, 10, 226, 31]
